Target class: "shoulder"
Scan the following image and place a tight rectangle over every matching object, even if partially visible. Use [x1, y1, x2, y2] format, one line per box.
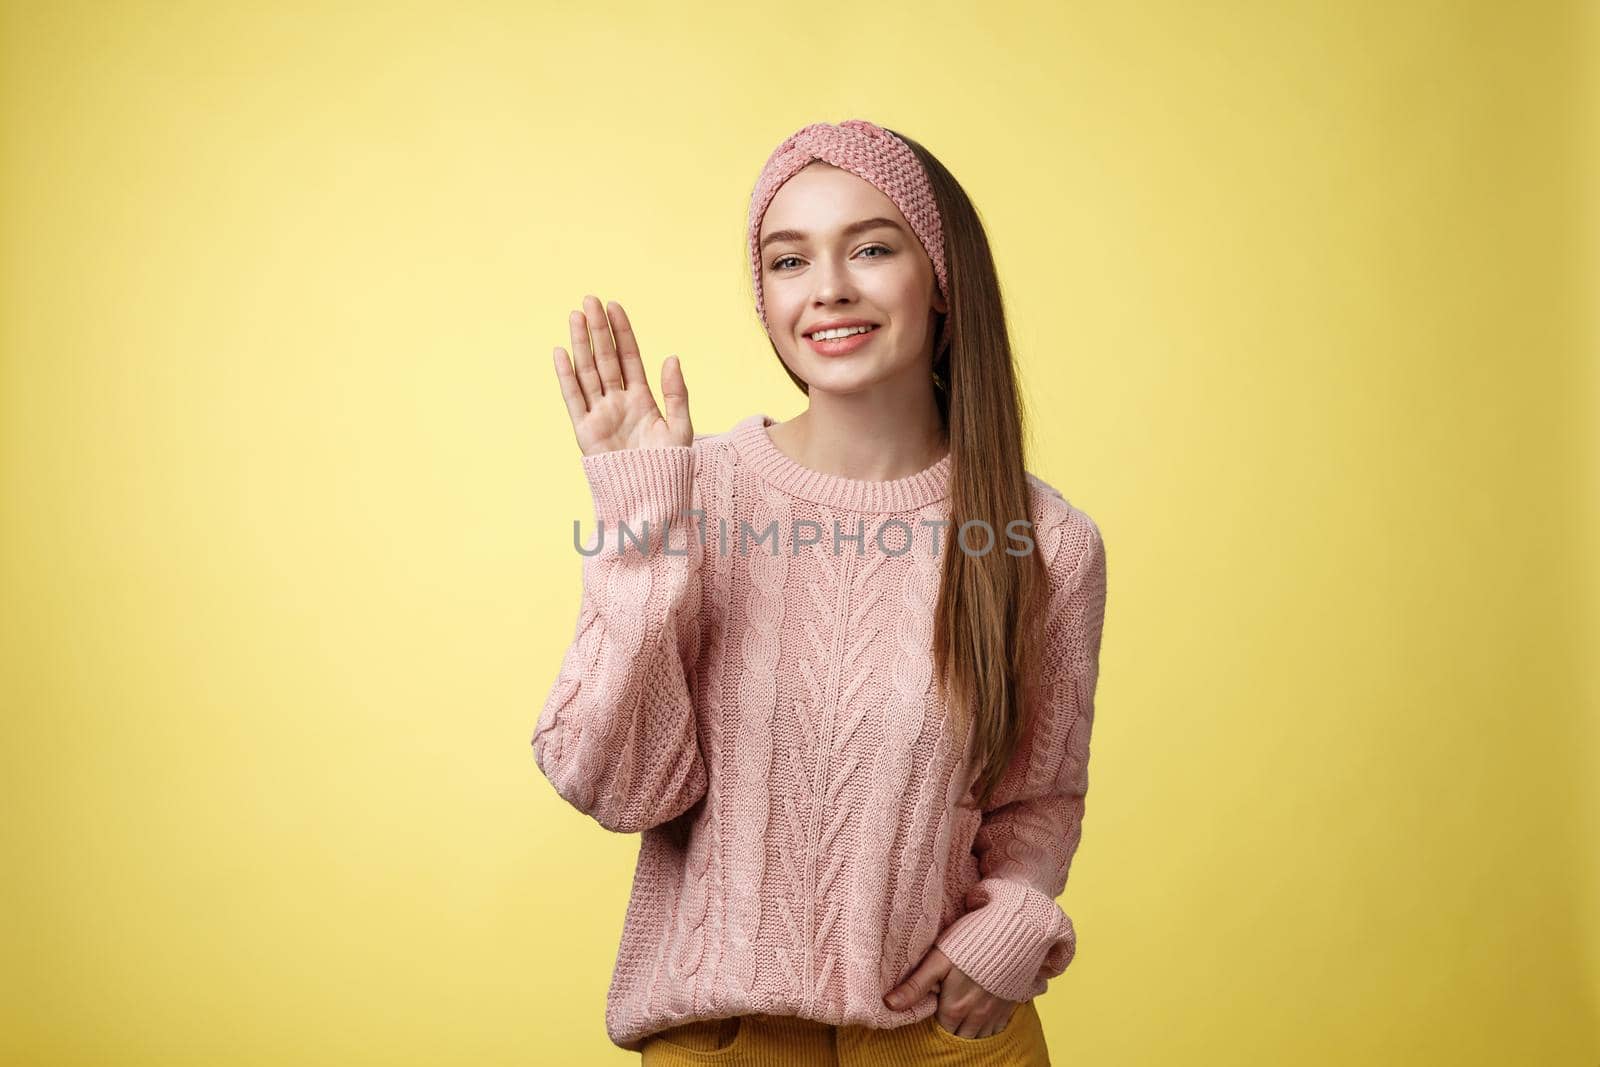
[684, 418, 749, 477]
[1022, 469, 1105, 591]
[689, 413, 760, 460]
[689, 424, 740, 454]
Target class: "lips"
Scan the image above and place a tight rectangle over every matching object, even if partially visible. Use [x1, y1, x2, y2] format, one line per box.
[805, 324, 881, 356]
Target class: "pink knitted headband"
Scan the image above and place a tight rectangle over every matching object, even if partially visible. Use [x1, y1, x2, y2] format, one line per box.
[747, 119, 948, 333]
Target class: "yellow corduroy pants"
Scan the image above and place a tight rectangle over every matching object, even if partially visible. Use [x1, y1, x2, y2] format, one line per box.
[638, 997, 1049, 1066]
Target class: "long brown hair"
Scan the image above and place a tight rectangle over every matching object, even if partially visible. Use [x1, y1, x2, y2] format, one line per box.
[759, 128, 1051, 812]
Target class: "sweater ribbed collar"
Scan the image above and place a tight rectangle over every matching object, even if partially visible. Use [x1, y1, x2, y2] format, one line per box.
[730, 413, 952, 513]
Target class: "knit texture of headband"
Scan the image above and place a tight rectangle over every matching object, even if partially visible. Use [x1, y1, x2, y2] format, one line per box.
[747, 119, 948, 333]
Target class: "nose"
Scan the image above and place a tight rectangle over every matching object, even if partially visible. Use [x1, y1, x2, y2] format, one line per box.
[809, 255, 859, 308]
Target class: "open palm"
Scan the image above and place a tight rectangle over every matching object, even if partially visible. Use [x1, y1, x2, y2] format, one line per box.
[553, 295, 692, 456]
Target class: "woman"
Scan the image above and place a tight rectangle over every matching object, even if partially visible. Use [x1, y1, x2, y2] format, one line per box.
[535, 119, 1108, 1065]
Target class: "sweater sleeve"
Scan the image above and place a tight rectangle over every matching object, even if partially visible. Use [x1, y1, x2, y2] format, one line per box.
[933, 513, 1108, 1002]
[531, 445, 708, 834]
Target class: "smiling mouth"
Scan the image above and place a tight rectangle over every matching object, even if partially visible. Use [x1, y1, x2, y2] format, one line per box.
[805, 325, 881, 339]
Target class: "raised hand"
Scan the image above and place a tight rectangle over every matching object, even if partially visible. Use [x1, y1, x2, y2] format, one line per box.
[552, 295, 692, 456]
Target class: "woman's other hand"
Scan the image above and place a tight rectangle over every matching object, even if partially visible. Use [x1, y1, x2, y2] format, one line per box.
[882, 946, 1021, 1038]
[553, 294, 692, 456]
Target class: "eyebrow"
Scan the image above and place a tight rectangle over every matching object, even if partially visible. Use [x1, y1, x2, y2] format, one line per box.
[760, 216, 904, 250]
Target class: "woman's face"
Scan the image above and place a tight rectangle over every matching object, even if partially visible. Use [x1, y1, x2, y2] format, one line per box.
[759, 162, 948, 396]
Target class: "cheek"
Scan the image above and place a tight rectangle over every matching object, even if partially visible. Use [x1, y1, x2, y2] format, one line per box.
[764, 279, 804, 322]
[870, 265, 933, 315]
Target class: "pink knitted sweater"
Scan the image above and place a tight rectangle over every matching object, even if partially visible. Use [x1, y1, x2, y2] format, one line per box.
[533, 413, 1108, 1051]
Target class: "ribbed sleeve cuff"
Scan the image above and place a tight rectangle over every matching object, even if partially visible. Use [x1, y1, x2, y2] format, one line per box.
[580, 445, 696, 535]
[933, 878, 1076, 1003]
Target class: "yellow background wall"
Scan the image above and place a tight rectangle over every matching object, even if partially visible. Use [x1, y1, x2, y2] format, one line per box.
[2, 1, 1594, 1063]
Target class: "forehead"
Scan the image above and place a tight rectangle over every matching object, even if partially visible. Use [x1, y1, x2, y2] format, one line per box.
[761, 162, 904, 238]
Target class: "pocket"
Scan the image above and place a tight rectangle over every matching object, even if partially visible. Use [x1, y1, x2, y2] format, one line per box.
[928, 1001, 1024, 1045]
[648, 1015, 745, 1056]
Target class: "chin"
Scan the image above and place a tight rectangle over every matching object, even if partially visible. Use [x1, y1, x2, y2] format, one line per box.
[798, 361, 892, 394]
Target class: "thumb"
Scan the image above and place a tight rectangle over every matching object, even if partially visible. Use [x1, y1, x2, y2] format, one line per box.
[660, 355, 692, 444]
[883, 948, 950, 1009]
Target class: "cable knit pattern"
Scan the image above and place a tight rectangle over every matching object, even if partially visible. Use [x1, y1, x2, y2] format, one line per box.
[532, 413, 1109, 1051]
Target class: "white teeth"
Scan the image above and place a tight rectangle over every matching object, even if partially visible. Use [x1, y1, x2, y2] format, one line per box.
[811, 325, 875, 340]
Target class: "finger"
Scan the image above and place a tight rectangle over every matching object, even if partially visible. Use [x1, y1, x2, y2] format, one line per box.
[885, 974, 924, 1008]
[607, 300, 648, 391]
[972, 1004, 1011, 1036]
[660, 356, 691, 442]
[553, 347, 588, 425]
[569, 308, 603, 401]
[978, 1007, 1012, 1039]
[885, 951, 944, 1008]
[583, 294, 624, 393]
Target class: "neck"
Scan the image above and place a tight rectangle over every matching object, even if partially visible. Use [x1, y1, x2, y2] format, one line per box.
[767, 385, 947, 483]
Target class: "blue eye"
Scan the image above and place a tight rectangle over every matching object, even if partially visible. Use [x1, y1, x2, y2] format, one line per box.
[770, 245, 893, 272]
